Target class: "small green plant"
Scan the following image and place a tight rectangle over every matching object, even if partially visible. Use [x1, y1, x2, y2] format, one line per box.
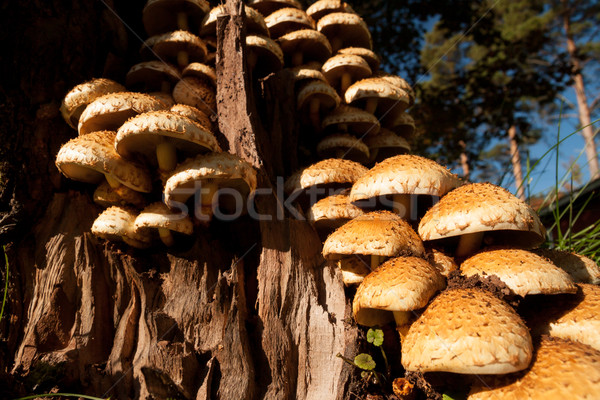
[337, 328, 389, 385]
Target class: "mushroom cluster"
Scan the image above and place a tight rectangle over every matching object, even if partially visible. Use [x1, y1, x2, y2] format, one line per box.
[56, 0, 258, 248]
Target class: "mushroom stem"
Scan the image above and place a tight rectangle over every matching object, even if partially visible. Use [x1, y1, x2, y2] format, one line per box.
[247, 51, 258, 70]
[161, 81, 171, 93]
[177, 12, 189, 31]
[196, 180, 218, 223]
[365, 98, 378, 114]
[370, 254, 382, 270]
[330, 37, 343, 52]
[393, 311, 411, 341]
[309, 97, 321, 130]
[104, 174, 121, 189]
[369, 148, 379, 164]
[177, 50, 189, 68]
[455, 232, 484, 258]
[335, 149, 345, 159]
[158, 227, 175, 246]
[341, 72, 352, 93]
[393, 194, 411, 219]
[156, 141, 177, 172]
[292, 51, 303, 67]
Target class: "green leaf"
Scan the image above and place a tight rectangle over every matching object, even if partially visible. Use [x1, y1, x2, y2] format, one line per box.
[354, 353, 376, 371]
[442, 394, 456, 400]
[366, 328, 384, 346]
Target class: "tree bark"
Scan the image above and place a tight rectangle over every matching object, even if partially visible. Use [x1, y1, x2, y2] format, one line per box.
[508, 125, 526, 201]
[0, 0, 358, 398]
[458, 140, 470, 181]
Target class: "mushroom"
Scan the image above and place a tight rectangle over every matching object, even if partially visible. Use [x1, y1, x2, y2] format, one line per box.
[418, 182, 546, 258]
[322, 104, 380, 136]
[306, 0, 356, 22]
[265, 8, 315, 39]
[349, 155, 462, 221]
[426, 248, 458, 278]
[77, 92, 164, 136]
[134, 202, 193, 246]
[374, 71, 415, 107]
[93, 181, 146, 209]
[60, 78, 125, 129]
[402, 288, 533, 374]
[321, 53, 371, 94]
[247, 0, 302, 17]
[125, 61, 181, 93]
[149, 92, 176, 108]
[316, 133, 369, 164]
[91, 206, 152, 249]
[460, 248, 577, 297]
[245, 35, 284, 79]
[322, 210, 425, 272]
[289, 62, 326, 86]
[338, 47, 380, 72]
[142, 0, 210, 36]
[163, 152, 257, 225]
[364, 127, 411, 165]
[181, 62, 217, 88]
[55, 130, 152, 194]
[387, 113, 416, 139]
[533, 248, 600, 284]
[352, 256, 445, 338]
[296, 80, 340, 130]
[170, 103, 212, 130]
[143, 30, 207, 68]
[344, 78, 410, 121]
[317, 12, 372, 52]
[172, 76, 216, 117]
[277, 29, 331, 66]
[306, 189, 363, 240]
[115, 110, 220, 173]
[200, 4, 269, 39]
[468, 337, 600, 398]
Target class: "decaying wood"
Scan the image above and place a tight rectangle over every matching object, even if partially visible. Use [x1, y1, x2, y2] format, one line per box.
[0, 0, 359, 398]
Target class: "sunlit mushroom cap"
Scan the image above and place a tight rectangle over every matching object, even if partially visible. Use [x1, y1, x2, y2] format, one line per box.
[418, 182, 546, 249]
[353, 256, 445, 326]
[345, 78, 410, 119]
[426, 248, 458, 277]
[322, 104, 380, 135]
[246, 35, 284, 77]
[307, 0, 356, 22]
[364, 128, 411, 164]
[317, 12, 372, 51]
[402, 288, 533, 374]
[56, 131, 152, 193]
[533, 249, 600, 284]
[78, 92, 164, 136]
[468, 337, 600, 399]
[200, 4, 269, 37]
[289, 62, 326, 83]
[321, 54, 371, 92]
[277, 29, 332, 65]
[163, 152, 257, 207]
[170, 104, 212, 129]
[322, 211, 425, 260]
[142, 0, 210, 36]
[172, 77, 216, 117]
[182, 62, 217, 87]
[373, 71, 415, 106]
[461, 248, 577, 297]
[349, 155, 462, 202]
[93, 181, 146, 209]
[91, 206, 152, 248]
[134, 201, 193, 235]
[307, 190, 364, 232]
[61, 78, 125, 129]
[147, 30, 208, 64]
[149, 92, 176, 108]
[316, 133, 369, 164]
[337, 256, 371, 286]
[265, 8, 315, 39]
[125, 61, 181, 92]
[338, 47, 380, 72]
[284, 158, 367, 195]
[297, 80, 340, 114]
[248, 0, 302, 16]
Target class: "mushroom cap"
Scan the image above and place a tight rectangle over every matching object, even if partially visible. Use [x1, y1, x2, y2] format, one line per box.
[93, 181, 146, 209]
[148, 30, 208, 64]
[134, 201, 194, 235]
[373, 71, 415, 106]
[91, 206, 152, 248]
[364, 128, 411, 164]
[289, 62, 326, 83]
[247, 0, 302, 16]
[142, 0, 210, 36]
[338, 47, 380, 72]
[349, 155, 462, 203]
[322, 210, 425, 260]
[56, 131, 152, 193]
[307, 190, 364, 232]
[172, 77, 216, 117]
[307, 0, 356, 22]
[345, 78, 410, 119]
[317, 12, 372, 51]
[200, 4, 269, 37]
[78, 92, 164, 136]
[125, 61, 181, 92]
[461, 248, 577, 297]
[284, 158, 367, 195]
[181, 62, 217, 87]
[402, 288, 533, 374]
[418, 182, 546, 248]
[322, 104, 380, 135]
[149, 92, 176, 108]
[468, 337, 600, 399]
[170, 104, 212, 129]
[521, 284, 600, 351]
[265, 8, 315, 39]
[246, 35, 284, 77]
[115, 111, 221, 165]
[316, 133, 369, 164]
[321, 54, 371, 91]
[387, 112, 416, 139]
[353, 256, 445, 325]
[277, 29, 332, 64]
[164, 152, 257, 207]
[297, 80, 340, 115]
[426, 248, 458, 278]
[61, 78, 125, 129]
[336, 256, 371, 286]
[533, 249, 600, 284]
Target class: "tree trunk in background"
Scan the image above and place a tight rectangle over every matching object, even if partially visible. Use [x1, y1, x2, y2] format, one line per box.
[458, 140, 470, 181]
[508, 125, 526, 200]
[562, 4, 600, 180]
[0, 1, 359, 398]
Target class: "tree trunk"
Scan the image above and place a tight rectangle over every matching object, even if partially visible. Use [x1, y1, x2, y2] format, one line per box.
[458, 140, 470, 181]
[0, 1, 359, 398]
[508, 125, 526, 201]
[562, 1, 600, 180]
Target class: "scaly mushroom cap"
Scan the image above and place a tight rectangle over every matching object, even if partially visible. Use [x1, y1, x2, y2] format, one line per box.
[316, 133, 370, 164]
[297, 80, 340, 113]
[115, 111, 220, 165]
[277, 29, 332, 65]
[172, 77, 216, 117]
[461, 248, 577, 297]
[289, 62, 326, 83]
[345, 78, 410, 119]
[61, 78, 125, 129]
[78, 92, 164, 136]
[134, 201, 194, 235]
[402, 288, 533, 374]
[56, 131, 152, 193]
[418, 182, 546, 248]
[521, 284, 600, 351]
[93, 181, 146, 209]
[248, 0, 302, 16]
[426, 248, 458, 278]
[349, 155, 462, 202]
[200, 5, 269, 37]
[142, 0, 210, 36]
[468, 337, 600, 399]
[246, 35, 284, 77]
[284, 158, 368, 195]
[353, 256, 445, 326]
[125, 61, 181, 92]
[373, 71, 415, 106]
[91, 206, 152, 248]
[307, 190, 364, 232]
[164, 152, 257, 207]
[322, 211, 425, 260]
[533, 249, 600, 284]
[338, 47, 380, 72]
[170, 104, 212, 129]
[317, 12, 372, 51]
[307, 0, 356, 22]
[182, 62, 217, 87]
[265, 8, 315, 39]
[364, 128, 411, 164]
[322, 104, 380, 135]
[387, 113, 416, 139]
[321, 54, 371, 93]
[149, 92, 176, 108]
[336, 256, 371, 286]
[148, 30, 207, 65]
